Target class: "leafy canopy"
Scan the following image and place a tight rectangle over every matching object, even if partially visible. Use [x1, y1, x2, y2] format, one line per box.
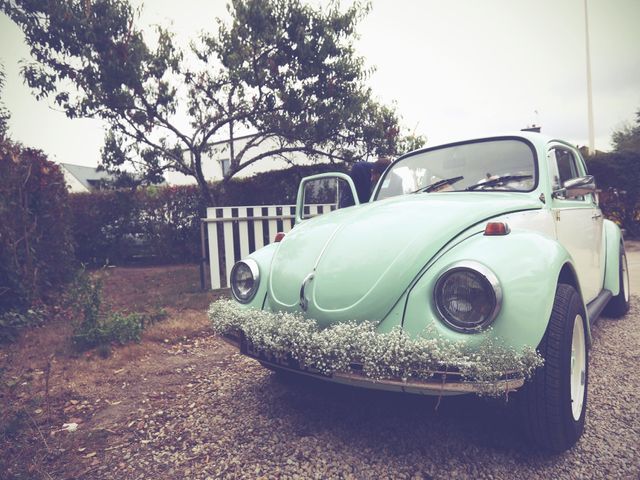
[2, 0, 424, 203]
[0, 64, 9, 138]
[611, 108, 640, 154]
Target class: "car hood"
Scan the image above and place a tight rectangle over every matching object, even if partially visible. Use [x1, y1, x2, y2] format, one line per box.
[267, 193, 541, 327]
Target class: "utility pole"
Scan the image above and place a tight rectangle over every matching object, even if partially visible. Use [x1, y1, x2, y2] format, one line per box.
[584, 0, 595, 155]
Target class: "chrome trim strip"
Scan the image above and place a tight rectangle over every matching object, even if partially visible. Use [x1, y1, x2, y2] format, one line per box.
[299, 272, 315, 311]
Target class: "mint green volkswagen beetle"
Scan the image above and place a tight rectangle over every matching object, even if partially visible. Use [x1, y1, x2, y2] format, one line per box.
[209, 133, 630, 452]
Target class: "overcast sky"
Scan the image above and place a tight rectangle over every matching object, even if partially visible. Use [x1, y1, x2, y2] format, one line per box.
[1, 0, 638, 177]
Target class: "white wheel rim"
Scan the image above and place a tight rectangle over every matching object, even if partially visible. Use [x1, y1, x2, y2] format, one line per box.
[570, 314, 586, 421]
[622, 252, 630, 303]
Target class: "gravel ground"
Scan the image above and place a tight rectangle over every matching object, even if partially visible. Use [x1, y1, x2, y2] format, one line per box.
[76, 298, 640, 480]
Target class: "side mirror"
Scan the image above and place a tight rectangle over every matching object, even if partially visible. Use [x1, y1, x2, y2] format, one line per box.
[553, 175, 596, 200]
[295, 172, 360, 224]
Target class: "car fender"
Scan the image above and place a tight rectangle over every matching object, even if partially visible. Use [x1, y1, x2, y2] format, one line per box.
[236, 242, 279, 309]
[401, 230, 586, 351]
[603, 219, 623, 296]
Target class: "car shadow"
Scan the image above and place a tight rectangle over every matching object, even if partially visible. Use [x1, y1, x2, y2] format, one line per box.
[255, 370, 533, 456]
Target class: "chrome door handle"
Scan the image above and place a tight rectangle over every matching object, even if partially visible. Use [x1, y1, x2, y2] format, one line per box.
[591, 213, 602, 220]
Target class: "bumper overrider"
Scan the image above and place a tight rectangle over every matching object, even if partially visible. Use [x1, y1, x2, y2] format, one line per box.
[208, 300, 543, 397]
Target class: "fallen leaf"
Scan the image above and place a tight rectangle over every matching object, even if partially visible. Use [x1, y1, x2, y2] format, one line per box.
[83, 452, 97, 458]
[62, 423, 79, 433]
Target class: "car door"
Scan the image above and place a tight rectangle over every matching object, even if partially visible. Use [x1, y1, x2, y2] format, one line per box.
[548, 145, 603, 303]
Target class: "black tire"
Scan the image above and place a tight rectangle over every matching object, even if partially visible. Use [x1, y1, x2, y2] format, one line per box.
[518, 283, 588, 453]
[603, 243, 630, 318]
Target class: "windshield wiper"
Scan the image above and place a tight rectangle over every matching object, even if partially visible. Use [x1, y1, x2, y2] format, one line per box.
[465, 174, 532, 191]
[412, 176, 464, 194]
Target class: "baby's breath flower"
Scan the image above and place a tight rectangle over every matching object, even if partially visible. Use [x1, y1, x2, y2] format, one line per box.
[208, 300, 544, 397]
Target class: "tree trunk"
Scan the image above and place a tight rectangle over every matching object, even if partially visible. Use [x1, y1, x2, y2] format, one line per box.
[193, 150, 213, 208]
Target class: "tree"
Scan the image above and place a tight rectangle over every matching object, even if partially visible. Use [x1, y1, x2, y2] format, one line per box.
[587, 151, 640, 236]
[611, 108, 640, 154]
[0, 63, 10, 139]
[2, 0, 423, 205]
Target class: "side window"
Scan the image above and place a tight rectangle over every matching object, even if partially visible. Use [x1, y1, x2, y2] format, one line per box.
[555, 149, 579, 185]
[548, 148, 586, 201]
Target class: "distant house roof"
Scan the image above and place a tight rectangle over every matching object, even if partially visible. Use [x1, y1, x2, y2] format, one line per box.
[60, 163, 115, 192]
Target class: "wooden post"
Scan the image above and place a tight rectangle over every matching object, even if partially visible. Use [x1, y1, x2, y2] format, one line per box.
[199, 219, 207, 290]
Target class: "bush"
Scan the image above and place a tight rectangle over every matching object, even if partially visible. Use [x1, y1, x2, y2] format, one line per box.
[70, 185, 204, 265]
[0, 308, 46, 343]
[69, 162, 349, 265]
[0, 141, 76, 315]
[587, 151, 640, 237]
[212, 162, 349, 206]
[68, 272, 144, 351]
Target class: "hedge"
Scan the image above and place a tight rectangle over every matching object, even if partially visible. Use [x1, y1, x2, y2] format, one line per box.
[586, 151, 640, 237]
[0, 141, 76, 314]
[70, 162, 349, 265]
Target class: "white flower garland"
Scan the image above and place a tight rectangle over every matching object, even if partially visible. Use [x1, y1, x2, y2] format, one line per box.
[209, 300, 544, 396]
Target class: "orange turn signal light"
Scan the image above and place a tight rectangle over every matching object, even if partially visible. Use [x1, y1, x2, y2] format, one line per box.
[274, 232, 286, 242]
[484, 222, 510, 236]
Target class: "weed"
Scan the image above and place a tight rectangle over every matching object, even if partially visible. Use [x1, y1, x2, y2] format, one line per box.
[69, 271, 144, 352]
[0, 308, 45, 343]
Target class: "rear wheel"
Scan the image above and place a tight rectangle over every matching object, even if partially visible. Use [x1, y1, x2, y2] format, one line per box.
[519, 283, 588, 453]
[603, 243, 630, 318]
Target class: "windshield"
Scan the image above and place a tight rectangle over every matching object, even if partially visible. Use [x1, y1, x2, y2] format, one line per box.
[375, 138, 537, 200]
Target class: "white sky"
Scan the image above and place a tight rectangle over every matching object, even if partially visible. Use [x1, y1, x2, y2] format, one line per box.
[1, 0, 639, 178]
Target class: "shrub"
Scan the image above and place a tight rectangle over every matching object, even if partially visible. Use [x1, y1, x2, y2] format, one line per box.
[68, 272, 144, 351]
[587, 151, 640, 237]
[0, 308, 46, 343]
[70, 185, 204, 265]
[0, 141, 75, 315]
[69, 162, 349, 265]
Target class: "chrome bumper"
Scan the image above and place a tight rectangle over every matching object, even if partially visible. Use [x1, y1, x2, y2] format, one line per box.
[220, 334, 525, 396]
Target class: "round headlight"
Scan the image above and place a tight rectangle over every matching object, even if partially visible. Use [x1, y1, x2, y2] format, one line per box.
[434, 261, 502, 333]
[230, 259, 260, 303]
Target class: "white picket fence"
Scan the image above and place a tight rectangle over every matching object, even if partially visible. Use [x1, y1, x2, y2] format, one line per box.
[204, 204, 335, 289]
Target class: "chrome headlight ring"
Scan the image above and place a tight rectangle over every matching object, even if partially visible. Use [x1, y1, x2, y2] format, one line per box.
[433, 260, 502, 333]
[230, 259, 260, 304]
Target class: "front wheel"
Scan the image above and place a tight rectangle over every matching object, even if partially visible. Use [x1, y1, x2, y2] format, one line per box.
[518, 283, 588, 453]
[603, 243, 630, 318]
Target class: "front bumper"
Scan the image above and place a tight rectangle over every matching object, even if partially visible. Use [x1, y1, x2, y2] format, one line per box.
[221, 332, 526, 396]
[209, 300, 542, 397]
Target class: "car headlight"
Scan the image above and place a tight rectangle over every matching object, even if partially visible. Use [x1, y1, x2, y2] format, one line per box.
[230, 259, 260, 303]
[434, 261, 502, 333]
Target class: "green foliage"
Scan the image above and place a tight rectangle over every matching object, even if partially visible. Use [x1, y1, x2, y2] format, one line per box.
[69, 162, 347, 265]
[0, 63, 9, 139]
[0, 140, 76, 315]
[587, 151, 640, 236]
[611, 109, 640, 154]
[72, 310, 144, 351]
[582, 106, 640, 236]
[209, 300, 544, 396]
[0, 308, 45, 343]
[68, 272, 144, 351]
[2, 0, 425, 203]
